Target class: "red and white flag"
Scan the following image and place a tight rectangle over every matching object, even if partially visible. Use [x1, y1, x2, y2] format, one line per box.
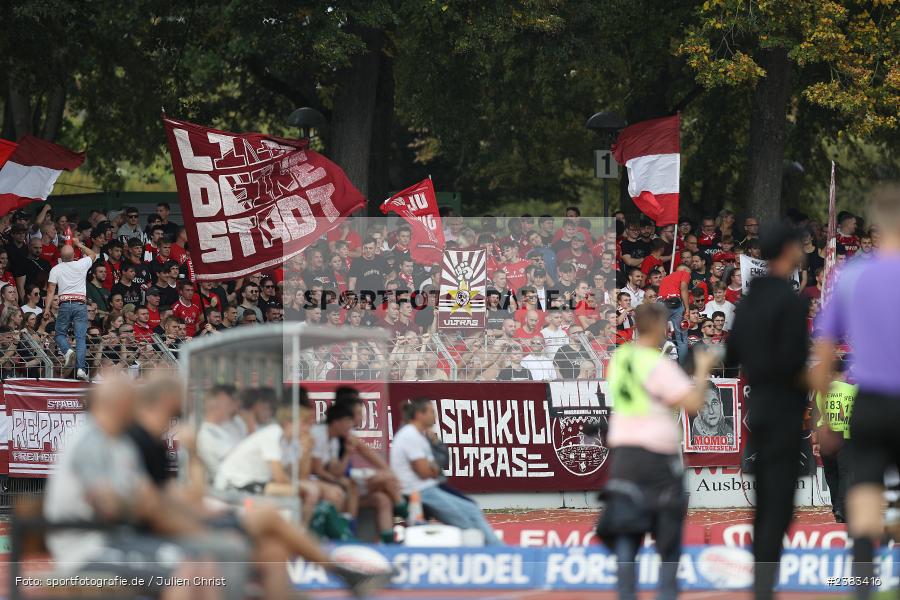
[611, 114, 680, 226]
[821, 161, 838, 307]
[163, 117, 366, 280]
[0, 136, 85, 217]
[380, 178, 445, 264]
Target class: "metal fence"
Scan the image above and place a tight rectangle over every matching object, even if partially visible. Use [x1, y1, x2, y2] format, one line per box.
[0, 328, 619, 382]
[0, 331, 180, 381]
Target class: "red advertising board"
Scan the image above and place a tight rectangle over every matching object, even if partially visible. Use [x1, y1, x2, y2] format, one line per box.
[389, 382, 610, 493]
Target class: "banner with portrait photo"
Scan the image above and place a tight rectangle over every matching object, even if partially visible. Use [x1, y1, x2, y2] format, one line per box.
[438, 250, 487, 329]
[683, 379, 740, 453]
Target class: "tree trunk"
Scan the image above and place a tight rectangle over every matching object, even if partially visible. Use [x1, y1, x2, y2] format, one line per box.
[329, 26, 385, 202]
[744, 48, 792, 226]
[41, 85, 67, 141]
[367, 49, 394, 212]
[8, 84, 32, 139]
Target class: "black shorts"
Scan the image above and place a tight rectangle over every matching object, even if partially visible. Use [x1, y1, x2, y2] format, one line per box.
[848, 390, 900, 486]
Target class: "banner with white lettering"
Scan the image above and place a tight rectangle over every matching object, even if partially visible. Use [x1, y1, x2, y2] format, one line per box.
[163, 117, 365, 280]
[3, 379, 89, 477]
[739, 254, 801, 293]
[390, 382, 609, 492]
[683, 380, 740, 453]
[438, 250, 487, 329]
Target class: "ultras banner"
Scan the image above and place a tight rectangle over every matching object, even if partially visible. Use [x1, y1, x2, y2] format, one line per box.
[163, 117, 366, 280]
[2, 379, 90, 477]
[389, 382, 610, 492]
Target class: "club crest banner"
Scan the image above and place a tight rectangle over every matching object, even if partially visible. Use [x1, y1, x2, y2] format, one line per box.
[438, 250, 487, 329]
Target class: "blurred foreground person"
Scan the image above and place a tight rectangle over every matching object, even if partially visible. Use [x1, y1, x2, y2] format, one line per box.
[812, 184, 900, 600]
[725, 225, 809, 600]
[44, 374, 248, 600]
[600, 303, 714, 600]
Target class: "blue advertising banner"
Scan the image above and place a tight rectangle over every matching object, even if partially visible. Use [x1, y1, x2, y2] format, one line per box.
[289, 545, 900, 592]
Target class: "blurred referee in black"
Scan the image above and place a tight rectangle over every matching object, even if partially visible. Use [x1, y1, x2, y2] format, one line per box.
[725, 224, 809, 600]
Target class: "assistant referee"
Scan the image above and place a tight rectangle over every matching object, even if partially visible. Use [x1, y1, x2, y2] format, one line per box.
[813, 184, 900, 600]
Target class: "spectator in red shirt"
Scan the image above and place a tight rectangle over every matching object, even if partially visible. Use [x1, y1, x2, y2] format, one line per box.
[836, 212, 859, 256]
[498, 240, 530, 291]
[144, 224, 165, 262]
[103, 240, 125, 290]
[658, 263, 691, 364]
[556, 233, 594, 280]
[328, 221, 362, 255]
[144, 288, 162, 330]
[801, 266, 824, 302]
[39, 224, 61, 266]
[514, 287, 545, 327]
[725, 268, 743, 304]
[639, 239, 667, 275]
[515, 311, 543, 341]
[0, 250, 16, 288]
[171, 281, 203, 337]
[133, 306, 154, 341]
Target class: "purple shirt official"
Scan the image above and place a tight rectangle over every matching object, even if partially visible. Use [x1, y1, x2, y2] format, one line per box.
[816, 254, 900, 394]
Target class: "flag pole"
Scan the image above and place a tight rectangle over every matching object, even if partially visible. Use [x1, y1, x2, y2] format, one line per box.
[670, 227, 678, 273]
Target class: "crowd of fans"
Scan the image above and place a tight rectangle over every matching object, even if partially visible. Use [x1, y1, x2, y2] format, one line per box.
[0, 200, 876, 380]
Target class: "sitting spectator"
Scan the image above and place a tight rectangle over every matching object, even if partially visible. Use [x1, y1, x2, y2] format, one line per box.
[44, 376, 253, 597]
[521, 335, 556, 380]
[497, 342, 533, 381]
[554, 335, 593, 380]
[540, 311, 568, 356]
[390, 397, 501, 544]
[214, 401, 322, 525]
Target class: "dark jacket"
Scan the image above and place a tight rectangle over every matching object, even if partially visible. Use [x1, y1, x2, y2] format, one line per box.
[725, 276, 809, 388]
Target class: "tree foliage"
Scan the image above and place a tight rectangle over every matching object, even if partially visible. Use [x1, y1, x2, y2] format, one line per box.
[1, 0, 897, 219]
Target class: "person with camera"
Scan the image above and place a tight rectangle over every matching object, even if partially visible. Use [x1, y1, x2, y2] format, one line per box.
[599, 303, 715, 600]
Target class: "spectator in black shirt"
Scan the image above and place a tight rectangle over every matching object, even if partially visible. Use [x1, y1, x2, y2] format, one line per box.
[111, 263, 144, 306]
[5, 223, 29, 281]
[155, 202, 180, 240]
[20, 237, 51, 298]
[620, 220, 651, 268]
[689, 254, 710, 288]
[125, 238, 153, 289]
[348, 237, 389, 297]
[153, 261, 180, 309]
[553, 336, 592, 380]
[498, 343, 533, 381]
[258, 277, 281, 315]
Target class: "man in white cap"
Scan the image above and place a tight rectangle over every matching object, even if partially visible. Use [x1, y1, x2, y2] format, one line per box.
[45, 237, 98, 380]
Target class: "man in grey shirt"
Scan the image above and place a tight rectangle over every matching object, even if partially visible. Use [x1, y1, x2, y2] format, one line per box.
[44, 376, 249, 599]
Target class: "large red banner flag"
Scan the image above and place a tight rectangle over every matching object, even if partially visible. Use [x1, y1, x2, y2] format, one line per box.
[0, 136, 84, 217]
[163, 117, 366, 280]
[611, 114, 680, 226]
[379, 178, 445, 264]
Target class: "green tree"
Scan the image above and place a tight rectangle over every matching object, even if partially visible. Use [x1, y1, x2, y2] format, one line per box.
[678, 0, 899, 224]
